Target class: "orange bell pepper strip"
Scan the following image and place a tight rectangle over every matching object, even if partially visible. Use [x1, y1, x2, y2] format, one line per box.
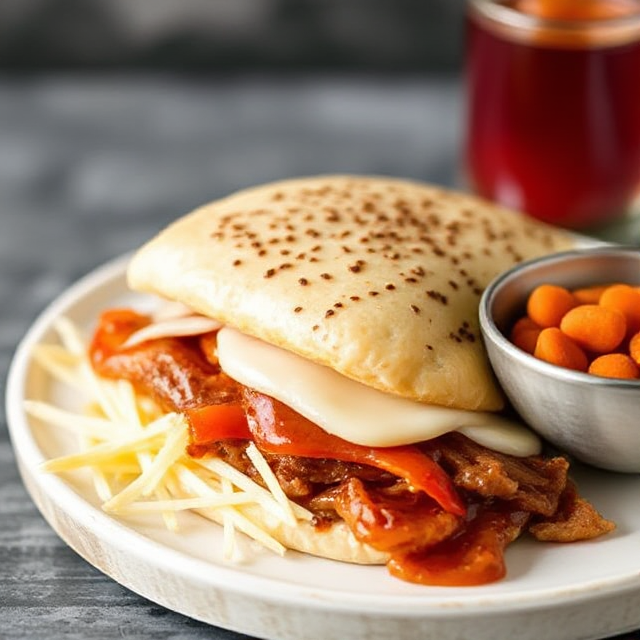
[187, 403, 251, 444]
[186, 390, 465, 516]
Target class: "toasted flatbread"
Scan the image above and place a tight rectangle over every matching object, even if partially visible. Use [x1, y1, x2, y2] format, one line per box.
[128, 175, 574, 411]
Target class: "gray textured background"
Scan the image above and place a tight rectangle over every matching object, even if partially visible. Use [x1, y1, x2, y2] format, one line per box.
[0, 0, 465, 72]
[1, 2, 639, 639]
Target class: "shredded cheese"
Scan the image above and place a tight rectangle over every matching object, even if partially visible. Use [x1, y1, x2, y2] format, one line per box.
[101, 420, 189, 512]
[31, 345, 84, 391]
[196, 456, 312, 522]
[110, 493, 258, 514]
[40, 416, 176, 472]
[220, 476, 238, 561]
[245, 443, 298, 527]
[28, 316, 310, 561]
[172, 462, 288, 557]
[24, 401, 128, 439]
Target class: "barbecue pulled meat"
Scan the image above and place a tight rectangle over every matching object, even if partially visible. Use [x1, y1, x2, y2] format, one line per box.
[89, 310, 615, 585]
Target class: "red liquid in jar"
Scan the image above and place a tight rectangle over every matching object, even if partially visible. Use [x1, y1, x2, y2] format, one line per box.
[465, 0, 640, 228]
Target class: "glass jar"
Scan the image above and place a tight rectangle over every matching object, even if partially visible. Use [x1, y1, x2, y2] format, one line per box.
[465, 0, 640, 230]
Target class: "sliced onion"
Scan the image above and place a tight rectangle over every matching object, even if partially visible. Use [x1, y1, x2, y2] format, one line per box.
[122, 316, 223, 349]
[152, 301, 199, 322]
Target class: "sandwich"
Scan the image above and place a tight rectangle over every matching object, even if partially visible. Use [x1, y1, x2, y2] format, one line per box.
[37, 176, 615, 586]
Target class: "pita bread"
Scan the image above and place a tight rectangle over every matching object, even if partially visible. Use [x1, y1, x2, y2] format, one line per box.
[128, 175, 574, 411]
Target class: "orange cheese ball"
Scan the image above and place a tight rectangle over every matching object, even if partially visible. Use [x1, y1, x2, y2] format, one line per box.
[534, 327, 588, 372]
[588, 353, 640, 380]
[572, 284, 609, 305]
[513, 328, 541, 355]
[560, 305, 626, 353]
[510, 316, 542, 354]
[510, 279, 640, 379]
[630, 332, 640, 366]
[527, 284, 577, 328]
[599, 284, 640, 336]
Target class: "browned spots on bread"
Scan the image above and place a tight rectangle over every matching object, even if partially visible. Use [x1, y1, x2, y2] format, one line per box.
[203, 177, 568, 344]
[129, 175, 574, 409]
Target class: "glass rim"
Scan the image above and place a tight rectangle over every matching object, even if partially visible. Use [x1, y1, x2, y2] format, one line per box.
[468, 0, 640, 48]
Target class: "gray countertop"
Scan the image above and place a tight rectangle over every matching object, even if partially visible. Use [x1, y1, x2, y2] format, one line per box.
[1, 73, 638, 640]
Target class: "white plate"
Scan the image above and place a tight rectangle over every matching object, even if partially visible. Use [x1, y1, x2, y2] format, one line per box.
[7, 254, 640, 640]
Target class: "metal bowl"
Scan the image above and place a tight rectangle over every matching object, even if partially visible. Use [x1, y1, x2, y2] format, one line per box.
[479, 246, 640, 473]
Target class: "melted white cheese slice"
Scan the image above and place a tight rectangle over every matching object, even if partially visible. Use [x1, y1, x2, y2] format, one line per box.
[216, 327, 541, 457]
